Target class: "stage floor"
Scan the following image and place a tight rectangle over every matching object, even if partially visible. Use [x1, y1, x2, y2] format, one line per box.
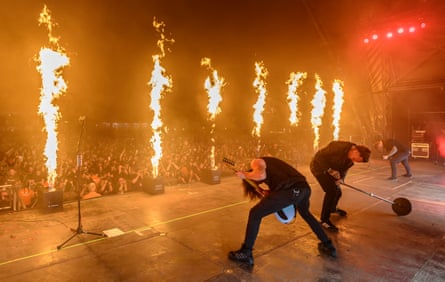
[1, 159, 444, 281]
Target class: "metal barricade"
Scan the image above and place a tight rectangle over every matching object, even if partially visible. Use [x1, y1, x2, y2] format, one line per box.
[0, 185, 13, 210]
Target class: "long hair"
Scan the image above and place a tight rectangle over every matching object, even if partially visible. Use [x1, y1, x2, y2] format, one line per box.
[242, 179, 263, 200]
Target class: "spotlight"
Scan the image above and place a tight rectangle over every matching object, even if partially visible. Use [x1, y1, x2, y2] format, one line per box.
[409, 26, 416, 33]
[372, 34, 378, 40]
[397, 27, 404, 34]
[386, 32, 393, 38]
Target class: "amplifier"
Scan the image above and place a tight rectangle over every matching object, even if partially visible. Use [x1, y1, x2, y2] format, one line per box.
[411, 143, 429, 159]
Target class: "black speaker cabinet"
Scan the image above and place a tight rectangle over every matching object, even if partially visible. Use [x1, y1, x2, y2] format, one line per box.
[201, 169, 221, 185]
[143, 177, 165, 195]
[39, 190, 64, 212]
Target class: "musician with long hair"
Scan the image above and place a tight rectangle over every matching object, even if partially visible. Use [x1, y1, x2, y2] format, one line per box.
[228, 156, 336, 266]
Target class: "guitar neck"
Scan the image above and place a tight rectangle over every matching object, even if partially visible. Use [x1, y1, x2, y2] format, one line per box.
[243, 178, 265, 197]
[222, 158, 265, 197]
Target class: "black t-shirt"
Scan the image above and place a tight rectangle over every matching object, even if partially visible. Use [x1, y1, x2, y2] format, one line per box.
[261, 157, 307, 191]
[310, 141, 355, 178]
[383, 139, 409, 153]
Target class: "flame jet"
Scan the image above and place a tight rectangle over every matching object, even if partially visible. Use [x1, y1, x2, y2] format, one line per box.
[201, 57, 225, 169]
[148, 18, 174, 178]
[332, 79, 344, 140]
[310, 74, 327, 151]
[36, 5, 70, 190]
[286, 72, 307, 126]
[252, 62, 268, 155]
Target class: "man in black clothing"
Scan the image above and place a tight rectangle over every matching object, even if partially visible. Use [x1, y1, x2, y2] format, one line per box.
[228, 157, 336, 267]
[310, 141, 371, 232]
[375, 139, 412, 180]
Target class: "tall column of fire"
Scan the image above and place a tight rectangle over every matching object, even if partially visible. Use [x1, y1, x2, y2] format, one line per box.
[310, 74, 327, 151]
[252, 61, 268, 155]
[148, 18, 174, 178]
[286, 72, 307, 127]
[332, 79, 344, 140]
[36, 5, 70, 190]
[201, 58, 225, 169]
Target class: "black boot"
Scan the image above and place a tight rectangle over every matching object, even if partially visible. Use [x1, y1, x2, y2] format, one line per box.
[335, 208, 347, 217]
[318, 240, 337, 258]
[228, 244, 254, 266]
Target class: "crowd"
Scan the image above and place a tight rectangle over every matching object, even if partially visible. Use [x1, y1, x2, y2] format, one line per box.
[0, 126, 309, 210]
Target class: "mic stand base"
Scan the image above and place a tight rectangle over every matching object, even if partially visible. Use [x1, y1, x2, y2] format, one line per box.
[57, 225, 106, 250]
[56, 198, 107, 250]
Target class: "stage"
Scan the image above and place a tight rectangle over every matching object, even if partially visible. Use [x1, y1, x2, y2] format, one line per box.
[0, 159, 444, 281]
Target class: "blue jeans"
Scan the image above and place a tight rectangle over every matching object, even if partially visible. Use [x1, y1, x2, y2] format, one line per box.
[389, 151, 412, 178]
[243, 183, 329, 250]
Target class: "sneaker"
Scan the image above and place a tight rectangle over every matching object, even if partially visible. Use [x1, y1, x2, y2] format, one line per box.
[228, 246, 254, 266]
[402, 174, 413, 178]
[321, 220, 339, 232]
[318, 240, 337, 257]
[386, 177, 398, 181]
[335, 208, 347, 217]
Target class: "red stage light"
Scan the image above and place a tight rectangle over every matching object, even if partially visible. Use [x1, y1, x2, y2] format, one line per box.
[362, 21, 427, 44]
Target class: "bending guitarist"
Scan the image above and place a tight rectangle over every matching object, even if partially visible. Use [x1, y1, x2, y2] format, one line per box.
[228, 156, 337, 266]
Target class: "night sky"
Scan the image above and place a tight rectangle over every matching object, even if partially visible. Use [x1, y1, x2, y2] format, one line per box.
[1, 0, 442, 135]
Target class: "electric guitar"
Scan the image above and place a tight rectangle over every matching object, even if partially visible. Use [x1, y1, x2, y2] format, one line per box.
[222, 157, 296, 224]
[222, 157, 268, 197]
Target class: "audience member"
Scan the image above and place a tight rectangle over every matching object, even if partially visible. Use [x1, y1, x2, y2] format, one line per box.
[82, 182, 102, 200]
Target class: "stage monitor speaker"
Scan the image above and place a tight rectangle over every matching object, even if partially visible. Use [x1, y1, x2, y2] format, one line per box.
[143, 177, 164, 195]
[39, 190, 64, 212]
[201, 169, 221, 185]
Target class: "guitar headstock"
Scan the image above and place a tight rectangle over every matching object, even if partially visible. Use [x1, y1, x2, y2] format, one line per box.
[222, 157, 235, 167]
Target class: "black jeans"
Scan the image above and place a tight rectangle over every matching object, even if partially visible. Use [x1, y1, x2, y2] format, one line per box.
[389, 151, 412, 178]
[243, 182, 329, 250]
[314, 173, 341, 223]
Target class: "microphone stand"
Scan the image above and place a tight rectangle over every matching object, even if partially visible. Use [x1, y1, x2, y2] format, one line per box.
[57, 117, 106, 250]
